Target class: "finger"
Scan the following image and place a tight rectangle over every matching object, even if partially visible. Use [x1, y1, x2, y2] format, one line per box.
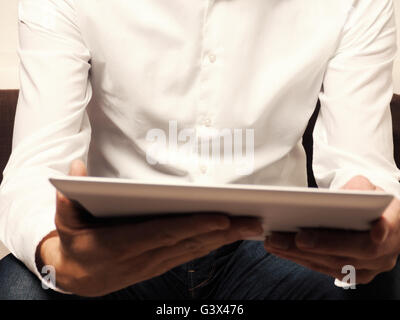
[265, 236, 356, 269]
[56, 212, 232, 256]
[269, 251, 379, 284]
[265, 233, 365, 269]
[94, 215, 261, 257]
[69, 159, 88, 177]
[123, 216, 262, 256]
[55, 160, 92, 229]
[340, 175, 376, 191]
[265, 240, 396, 272]
[269, 251, 344, 279]
[146, 218, 263, 264]
[292, 229, 382, 259]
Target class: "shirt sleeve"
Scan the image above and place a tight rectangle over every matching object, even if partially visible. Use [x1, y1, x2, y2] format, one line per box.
[313, 0, 400, 198]
[0, 0, 91, 292]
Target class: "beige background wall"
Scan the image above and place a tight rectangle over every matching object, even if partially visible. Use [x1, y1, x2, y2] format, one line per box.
[1, 1, 400, 259]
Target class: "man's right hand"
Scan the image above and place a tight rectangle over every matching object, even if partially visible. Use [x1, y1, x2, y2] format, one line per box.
[38, 160, 263, 297]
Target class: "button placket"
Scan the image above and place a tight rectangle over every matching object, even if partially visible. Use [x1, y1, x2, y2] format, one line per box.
[195, 0, 221, 176]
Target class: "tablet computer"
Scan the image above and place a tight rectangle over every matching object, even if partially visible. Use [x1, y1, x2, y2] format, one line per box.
[49, 176, 393, 240]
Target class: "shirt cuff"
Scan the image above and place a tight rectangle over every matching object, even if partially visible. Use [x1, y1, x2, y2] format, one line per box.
[0, 176, 73, 294]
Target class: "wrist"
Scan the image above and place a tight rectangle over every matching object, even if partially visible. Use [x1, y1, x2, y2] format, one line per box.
[35, 230, 59, 272]
[35, 231, 74, 292]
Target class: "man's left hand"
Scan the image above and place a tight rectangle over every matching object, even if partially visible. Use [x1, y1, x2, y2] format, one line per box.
[264, 175, 400, 284]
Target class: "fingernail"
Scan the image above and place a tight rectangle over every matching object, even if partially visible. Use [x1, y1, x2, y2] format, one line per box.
[296, 231, 316, 248]
[269, 233, 290, 250]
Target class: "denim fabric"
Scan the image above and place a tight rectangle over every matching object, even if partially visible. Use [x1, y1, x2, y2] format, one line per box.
[1, 240, 399, 300]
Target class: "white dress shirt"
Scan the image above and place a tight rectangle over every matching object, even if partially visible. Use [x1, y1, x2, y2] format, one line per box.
[1, 0, 399, 290]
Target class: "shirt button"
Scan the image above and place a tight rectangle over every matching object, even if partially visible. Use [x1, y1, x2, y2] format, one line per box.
[203, 117, 212, 127]
[199, 165, 207, 174]
[208, 53, 216, 63]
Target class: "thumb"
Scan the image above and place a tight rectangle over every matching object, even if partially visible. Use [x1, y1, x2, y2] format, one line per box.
[341, 175, 376, 191]
[56, 160, 90, 229]
[342, 176, 393, 244]
[68, 159, 87, 177]
[341, 176, 388, 243]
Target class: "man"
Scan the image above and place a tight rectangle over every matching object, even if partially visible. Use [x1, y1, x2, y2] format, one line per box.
[1, 0, 400, 299]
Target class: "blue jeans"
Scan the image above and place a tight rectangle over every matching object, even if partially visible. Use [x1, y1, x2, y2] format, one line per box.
[1, 240, 399, 300]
